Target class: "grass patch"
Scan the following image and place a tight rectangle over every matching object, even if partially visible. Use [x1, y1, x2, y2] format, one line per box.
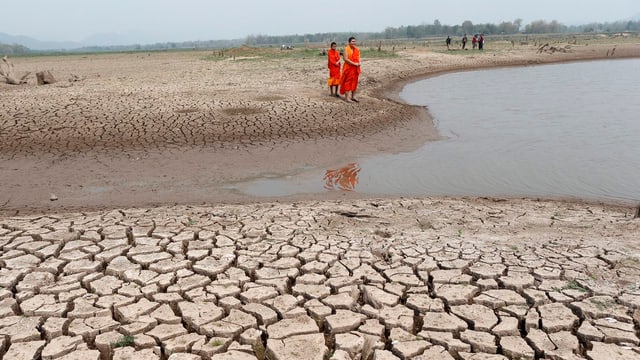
[202, 45, 396, 62]
[616, 256, 640, 268]
[589, 297, 614, 310]
[209, 339, 225, 347]
[112, 335, 134, 348]
[563, 279, 589, 293]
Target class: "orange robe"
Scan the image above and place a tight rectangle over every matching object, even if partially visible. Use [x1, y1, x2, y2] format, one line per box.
[327, 48, 341, 86]
[340, 45, 361, 94]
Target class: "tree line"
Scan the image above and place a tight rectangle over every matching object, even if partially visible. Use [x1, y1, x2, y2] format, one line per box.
[0, 43, 30, 55]
[246, 19, 640, 45]
[2, 19, 639, 55]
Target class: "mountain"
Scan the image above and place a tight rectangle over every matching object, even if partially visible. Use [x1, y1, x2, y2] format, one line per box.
[80, 32, 146, 47]
[0, 32, 137, 50]
[0, 32, 81, 50]
[0, 31, 225, 51]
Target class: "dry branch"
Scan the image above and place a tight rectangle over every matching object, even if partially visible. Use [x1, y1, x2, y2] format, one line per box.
[0, 56, 30, 85]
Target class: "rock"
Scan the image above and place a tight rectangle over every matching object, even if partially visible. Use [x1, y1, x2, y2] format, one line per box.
[499, 336, 534, 359]
[41, 335, 84, 359]
[326, 310, 366, 334]
[4, 340, 46, 359]
[434, 284, 479, 305]
[419, 330, 470, 353]
[266, 315, 319, 339]
[587, 341, 640, 360]
[37, 70, 57, 85]
[0, 316, 43, 343]
[422, 312, 468, 333]
[57, 349, 101, 360]
[418, 345, 456, 359]
[460, 330, 497, 353]
[266, 333, 328, 360]
[406, 294, 445, 313]
[450, 304, 498, 331]
[474, 289, 528, 309]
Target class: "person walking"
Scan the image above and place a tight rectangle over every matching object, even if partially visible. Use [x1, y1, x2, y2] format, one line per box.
[472, 34, 478, 49]
[446, 35, 451, 50]
[340, 37, 361, 103]
[327, 42, 341, 97]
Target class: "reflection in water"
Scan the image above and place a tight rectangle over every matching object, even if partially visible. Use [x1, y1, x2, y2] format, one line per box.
[324, 163, 361, 191]
[231, 60, 640, 203]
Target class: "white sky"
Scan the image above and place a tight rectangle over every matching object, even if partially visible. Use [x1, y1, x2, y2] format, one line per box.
[3, 0, 639, 43]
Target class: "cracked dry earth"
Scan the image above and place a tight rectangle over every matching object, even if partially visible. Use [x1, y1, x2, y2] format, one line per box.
[1, 198, 640, 360]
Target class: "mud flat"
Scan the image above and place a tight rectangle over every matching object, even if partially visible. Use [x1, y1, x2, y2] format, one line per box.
[1, 37, 640, 359]
[1, 38, 639, 212]
[1, 198, 640, 359]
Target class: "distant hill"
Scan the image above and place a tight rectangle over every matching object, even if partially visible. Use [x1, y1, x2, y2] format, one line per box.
[0, 32, 80, 50]
[0, 31, 244, 53]
[0, 32, 139, 50]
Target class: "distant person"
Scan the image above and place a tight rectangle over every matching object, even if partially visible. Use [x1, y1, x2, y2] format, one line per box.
[446, 35, 451, 50]
[327, 42, 341, 97]
[472, 34, 478, 49]
[340, 37, 361, 103]
[462, 34, 468, 50]
[479, 34, 485, 50]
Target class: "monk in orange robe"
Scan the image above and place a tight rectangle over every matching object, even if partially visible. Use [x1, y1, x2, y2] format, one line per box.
[327, 42, 341, 97]
[339, 37, 361, 103]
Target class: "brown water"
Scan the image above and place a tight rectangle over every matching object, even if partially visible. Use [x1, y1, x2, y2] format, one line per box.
[232, 59, 640, 204]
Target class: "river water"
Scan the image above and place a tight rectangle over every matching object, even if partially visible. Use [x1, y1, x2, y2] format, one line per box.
[234, 59, 640, 204]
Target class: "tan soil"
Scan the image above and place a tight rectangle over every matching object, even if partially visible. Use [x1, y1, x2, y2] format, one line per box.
[2, 37, 640, 360]
[1, 38, 639, 214]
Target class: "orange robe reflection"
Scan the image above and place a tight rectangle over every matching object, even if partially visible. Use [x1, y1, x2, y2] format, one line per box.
[327, 48, 341, 86]
[339, 44, 361, 95]
[324, 163, 361, 191]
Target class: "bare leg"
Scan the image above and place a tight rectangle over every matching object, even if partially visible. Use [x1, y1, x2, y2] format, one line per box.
[345, 91, 353, 102]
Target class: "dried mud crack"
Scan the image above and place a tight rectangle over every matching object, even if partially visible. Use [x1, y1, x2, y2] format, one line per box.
[1, 198, 640, 359]
[2, 40, 640, 359]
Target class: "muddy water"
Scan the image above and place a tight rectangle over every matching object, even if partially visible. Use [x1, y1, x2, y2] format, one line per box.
[233, 59, 640, 204]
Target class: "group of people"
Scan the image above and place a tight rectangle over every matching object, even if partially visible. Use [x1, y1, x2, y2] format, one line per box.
[327, 37, 361, 103]
[459, 33, 485, 50]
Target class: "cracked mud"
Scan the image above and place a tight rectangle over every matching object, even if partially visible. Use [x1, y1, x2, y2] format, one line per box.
[1, 198, 640, 359]
[1, 40, 640, 359]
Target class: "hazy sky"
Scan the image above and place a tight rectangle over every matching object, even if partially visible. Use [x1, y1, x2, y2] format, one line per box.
[3, 0, 638, 43]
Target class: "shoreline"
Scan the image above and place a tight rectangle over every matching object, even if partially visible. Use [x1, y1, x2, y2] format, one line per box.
[1, 40, 639, 214]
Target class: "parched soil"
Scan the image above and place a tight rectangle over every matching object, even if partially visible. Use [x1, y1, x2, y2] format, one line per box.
[1, 39, 638, 213]
[1, 37, 640, 360]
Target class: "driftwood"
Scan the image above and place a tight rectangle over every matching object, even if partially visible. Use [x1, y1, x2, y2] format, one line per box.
[36, 70, 57, 85]
[68, 74, 86, 82]
[537, 43, 571, 54]
[537, 43, 549, 53]
[0, 56, 30, 85]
